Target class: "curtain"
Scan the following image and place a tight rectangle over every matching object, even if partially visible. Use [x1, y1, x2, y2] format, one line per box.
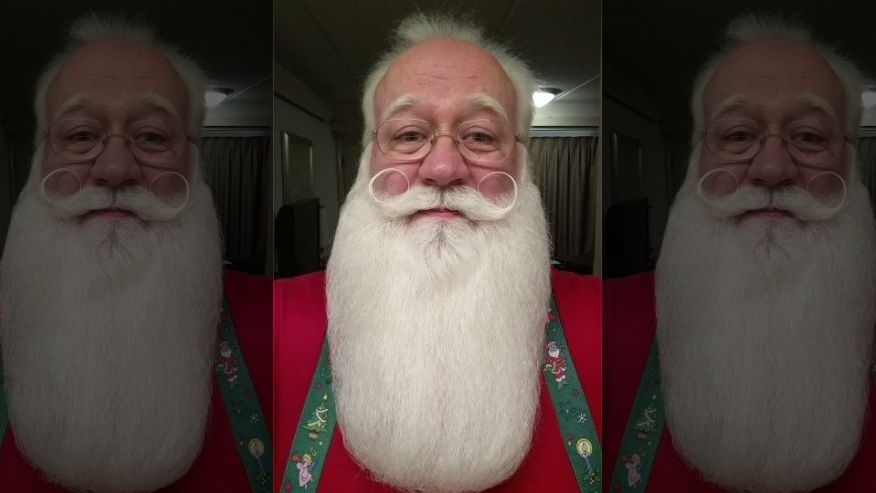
[529, 136, 598, 270]
[202, 136, 271, 274]
[858, 137, 876, 211]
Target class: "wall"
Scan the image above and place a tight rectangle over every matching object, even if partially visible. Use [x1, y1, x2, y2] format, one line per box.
[273, 64, 340, 258]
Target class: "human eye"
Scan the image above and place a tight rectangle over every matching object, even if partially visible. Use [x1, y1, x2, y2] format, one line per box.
[459, 122, 502, 151]
[789, 125, 829, 153]
[713, 121, 758, 154]
[56, 121, 102, 153]
[384, 121, 429, 153]
[131, 122, 174, 153]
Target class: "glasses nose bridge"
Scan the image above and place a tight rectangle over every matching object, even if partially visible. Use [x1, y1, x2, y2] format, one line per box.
[754, 131, 790, 156]
[428, 129, 460, 150]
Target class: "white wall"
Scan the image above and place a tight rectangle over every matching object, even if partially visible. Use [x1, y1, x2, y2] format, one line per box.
[273, 64, 340, 257]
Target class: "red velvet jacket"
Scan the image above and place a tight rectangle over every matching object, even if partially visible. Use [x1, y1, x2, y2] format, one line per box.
[604, 271, 876, 492]
[273, 269, 602, 492]
[0, 269, 272, 492]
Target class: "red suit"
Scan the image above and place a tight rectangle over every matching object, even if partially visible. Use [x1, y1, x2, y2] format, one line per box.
[0, 269, 272, 492]
[274, 269, 602, 492]
[604, 271, 876, 492]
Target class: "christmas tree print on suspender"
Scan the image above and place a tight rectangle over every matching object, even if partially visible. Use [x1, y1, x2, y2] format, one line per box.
[282, 293, 602, 492]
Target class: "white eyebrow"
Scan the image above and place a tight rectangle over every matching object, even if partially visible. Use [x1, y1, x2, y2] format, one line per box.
[51, 94, 92, 122]
[793, 93, 839, 120]
[137, 93, 183, 120]
[467, 93, 511, 125]
[709, 94, 750, 121]
[380, 94, 420, 123]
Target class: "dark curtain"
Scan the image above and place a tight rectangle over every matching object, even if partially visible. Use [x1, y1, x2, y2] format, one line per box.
[529, 136, 598, 270]
[202, 136, 270, 274]
[858, 137, 876, 211]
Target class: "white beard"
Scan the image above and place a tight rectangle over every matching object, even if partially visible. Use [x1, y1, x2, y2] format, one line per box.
[326, 150, 551, 492]
[656, 154, 876, 492]
[1, 156, 223, 492]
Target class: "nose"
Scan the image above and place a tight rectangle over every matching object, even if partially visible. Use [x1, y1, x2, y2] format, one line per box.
[87, 135, 143, 188]
[415, 133, 469, 188]
[744, 134, 799, 188]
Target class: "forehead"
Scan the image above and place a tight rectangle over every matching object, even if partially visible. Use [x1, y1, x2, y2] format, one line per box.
[703, 38, 845, 122]
[45, 37, 189, 121]
[373, 38, 517, 124]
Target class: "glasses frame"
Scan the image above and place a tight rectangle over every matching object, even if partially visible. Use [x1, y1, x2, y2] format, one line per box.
[372, 118, 523, 166]
[701, 118, 852, 167]
[43, 117, 196, 168]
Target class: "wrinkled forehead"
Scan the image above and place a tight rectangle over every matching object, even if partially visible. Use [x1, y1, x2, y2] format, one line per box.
[374, 38, 518, 126]
[45, 37, 189, 124]
[703, 38, 846, 125]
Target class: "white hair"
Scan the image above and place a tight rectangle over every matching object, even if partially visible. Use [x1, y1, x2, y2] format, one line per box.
[33, 14, 207, 145]
[360, 13, 537, 146]
[690, 14, 865, 144]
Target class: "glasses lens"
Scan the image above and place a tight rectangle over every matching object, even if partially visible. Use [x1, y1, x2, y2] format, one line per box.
[785, 119, 841, 167]
[376, 119, 431, 160]
[129, 119, 186, 167]
[457, 120, 514, 165]
[49, 119, 103, 159]
[707, 119, 760, 158]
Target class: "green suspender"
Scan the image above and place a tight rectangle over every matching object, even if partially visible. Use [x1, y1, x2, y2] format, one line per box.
[608, 340, 667, 491]
[281, 294, 602, 492]
[216, 295, 273, 492]
[281, 339, 336, 492]
[544, 293, 603, 492]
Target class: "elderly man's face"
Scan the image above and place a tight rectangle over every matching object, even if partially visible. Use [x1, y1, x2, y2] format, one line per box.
[370, 38, 519, 216]
[43, 37, 191, 212]
[699, 38, 848, 206]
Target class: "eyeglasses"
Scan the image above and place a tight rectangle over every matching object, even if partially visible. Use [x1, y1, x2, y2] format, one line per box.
[373, 118, 521, 166]
[702, 118, 850, 168]
[44, 118, 194, 168]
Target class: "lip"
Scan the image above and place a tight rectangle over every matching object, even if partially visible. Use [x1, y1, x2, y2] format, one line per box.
[84, 207, 136, 220]
[415, 207, 463, 220]
[743, 207, 793, 219]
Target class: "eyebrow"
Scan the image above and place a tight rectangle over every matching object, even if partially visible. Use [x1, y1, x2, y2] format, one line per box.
[793, 93, 839, 120]
[380, 94, 420, 122]
[136, 94, 183, 120]
[709, 94, 750, 121]
[51, 94, 92, 122]
[466, 93, 511, 124]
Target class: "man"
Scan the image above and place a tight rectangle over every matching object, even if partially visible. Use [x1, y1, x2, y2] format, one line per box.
[605, 15, 876, 492]
[0, 15, 271, 492]
[275, 13, 602, 493]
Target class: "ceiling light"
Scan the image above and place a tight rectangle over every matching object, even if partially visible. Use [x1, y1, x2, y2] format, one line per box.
[533, 88, 562, 108]
[206, 87, 234, 108]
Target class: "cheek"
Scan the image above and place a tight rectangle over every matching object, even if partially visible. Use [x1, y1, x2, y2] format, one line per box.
[471, 168, 516, 199]
[804, 171, 845, 199]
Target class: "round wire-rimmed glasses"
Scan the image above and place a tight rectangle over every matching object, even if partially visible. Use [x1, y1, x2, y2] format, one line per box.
[373, 118, 521, 166]
[702, 118, 851, 168]
[44, 118, 195, 169]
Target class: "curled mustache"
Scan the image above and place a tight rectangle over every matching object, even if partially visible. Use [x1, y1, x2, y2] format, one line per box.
[699, 184, 846, 222]
[42, 185, 189, 222]
[371, 185, 518, 222]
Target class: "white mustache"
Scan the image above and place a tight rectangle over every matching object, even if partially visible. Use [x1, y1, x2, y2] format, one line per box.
[42, 185, 188, 222]
[371, 185, 517, 221]
[700, 185, 846, 221]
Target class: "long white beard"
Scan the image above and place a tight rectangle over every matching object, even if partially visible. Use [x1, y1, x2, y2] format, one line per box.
[656, 156, 876, 492]
[327, 152, 551, 492]
[1, 159, 223, 492]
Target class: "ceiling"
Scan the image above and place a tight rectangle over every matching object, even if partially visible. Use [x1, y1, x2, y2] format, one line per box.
[604, 0, 876, 137]
[275, 0, 601, 135]
[0, 0, 272, 144]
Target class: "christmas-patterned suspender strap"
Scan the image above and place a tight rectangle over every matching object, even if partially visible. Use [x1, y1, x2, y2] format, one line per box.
[281, 337, 336, 492]
[609, 339, 665, 492]
[216, 295, 273, 493]
[544, 293, 602, 492]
